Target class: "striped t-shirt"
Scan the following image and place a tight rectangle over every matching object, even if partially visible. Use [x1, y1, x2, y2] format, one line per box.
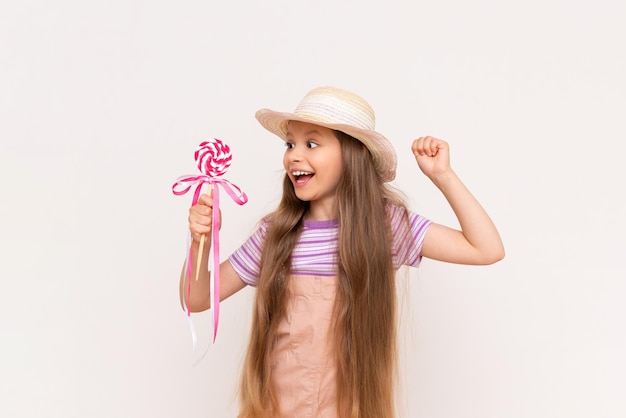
[229, 205, 432, 286]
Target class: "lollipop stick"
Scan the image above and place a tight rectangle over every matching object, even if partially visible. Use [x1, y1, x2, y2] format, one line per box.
[195, 235, 205, 282]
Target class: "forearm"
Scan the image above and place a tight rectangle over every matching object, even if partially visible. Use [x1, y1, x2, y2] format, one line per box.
[432, 170, 504, 262]
[179, 239, 212, 312]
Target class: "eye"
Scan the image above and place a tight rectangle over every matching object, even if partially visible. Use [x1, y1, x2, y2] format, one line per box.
[285, 141, 295, 149]
[307, 141, 319, 149]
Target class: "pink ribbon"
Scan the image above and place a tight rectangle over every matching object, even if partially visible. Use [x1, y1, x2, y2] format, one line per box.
[172, 174, 248, 341]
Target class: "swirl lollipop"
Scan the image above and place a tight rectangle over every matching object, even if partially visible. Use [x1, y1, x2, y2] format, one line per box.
[195, 138, 232, 177]
[173, 137, 248, 342]
[193, 139, 232, 285]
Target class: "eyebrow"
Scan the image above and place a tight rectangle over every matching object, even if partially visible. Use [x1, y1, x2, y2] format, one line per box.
[285, 129, 324, 139]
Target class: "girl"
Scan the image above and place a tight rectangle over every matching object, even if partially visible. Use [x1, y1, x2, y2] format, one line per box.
[180, 86, 504, 417]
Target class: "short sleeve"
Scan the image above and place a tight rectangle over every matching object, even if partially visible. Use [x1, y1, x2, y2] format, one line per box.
[389, 205, 432, 269]
[228, 220, 268, 286]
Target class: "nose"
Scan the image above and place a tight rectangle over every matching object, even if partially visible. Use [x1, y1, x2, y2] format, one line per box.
[287, 144, 303, 162]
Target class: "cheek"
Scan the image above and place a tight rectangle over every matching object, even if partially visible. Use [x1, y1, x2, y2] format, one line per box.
[327, 165, 343, 188]
[332, 157, 343, 180]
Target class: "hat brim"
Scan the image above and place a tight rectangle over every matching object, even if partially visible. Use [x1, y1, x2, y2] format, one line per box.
[255, 109, 397, 182]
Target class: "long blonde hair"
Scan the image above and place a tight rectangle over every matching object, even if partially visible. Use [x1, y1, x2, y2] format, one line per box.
[239, 131, 410, 417]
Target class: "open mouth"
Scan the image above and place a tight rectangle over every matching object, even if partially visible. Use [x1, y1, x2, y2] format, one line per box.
[292, 170, 314, 184]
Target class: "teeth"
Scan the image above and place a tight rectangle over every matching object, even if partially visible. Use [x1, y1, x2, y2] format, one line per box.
[292, 171, 313, 176]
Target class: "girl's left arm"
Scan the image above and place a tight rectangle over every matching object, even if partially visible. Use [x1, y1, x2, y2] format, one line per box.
[412, 136, 505, 265]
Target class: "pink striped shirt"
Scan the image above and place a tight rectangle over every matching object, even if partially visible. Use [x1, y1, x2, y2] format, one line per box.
[229, 205, 431, 286]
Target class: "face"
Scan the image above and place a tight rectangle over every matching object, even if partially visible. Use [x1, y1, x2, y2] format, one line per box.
[283, 121, 343, 217]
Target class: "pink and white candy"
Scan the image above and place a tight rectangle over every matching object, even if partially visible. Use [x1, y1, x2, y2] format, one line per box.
[194, 138, 232, 177]
[173, 136, 248, 345]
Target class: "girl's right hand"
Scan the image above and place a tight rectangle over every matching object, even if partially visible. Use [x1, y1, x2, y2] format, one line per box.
[188, 191, 213, 243]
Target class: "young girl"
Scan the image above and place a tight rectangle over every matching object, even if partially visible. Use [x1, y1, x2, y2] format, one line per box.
[180, 86, 504, 417]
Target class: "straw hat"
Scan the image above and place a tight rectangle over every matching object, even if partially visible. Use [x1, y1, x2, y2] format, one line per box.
[255, 86, 397, 182]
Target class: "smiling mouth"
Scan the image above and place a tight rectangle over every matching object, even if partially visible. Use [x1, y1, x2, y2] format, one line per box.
[292, 170, 314, 183]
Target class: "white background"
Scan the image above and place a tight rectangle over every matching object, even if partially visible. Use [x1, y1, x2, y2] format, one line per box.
[1, 1, 625, 417]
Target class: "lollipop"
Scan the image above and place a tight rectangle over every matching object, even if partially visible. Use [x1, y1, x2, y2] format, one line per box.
[173, 137, 248, 342]
[193, 139, 231, 288]
[195, 138, 232, 177]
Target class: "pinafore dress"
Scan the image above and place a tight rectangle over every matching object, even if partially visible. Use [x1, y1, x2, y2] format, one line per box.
[270, 274, 339, 417]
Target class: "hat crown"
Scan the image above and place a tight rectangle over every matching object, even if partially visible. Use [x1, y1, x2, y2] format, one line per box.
[293, 87, 376, 131]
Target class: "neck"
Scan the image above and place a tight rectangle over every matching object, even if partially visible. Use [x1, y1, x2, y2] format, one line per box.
[306, 200, 337, 221]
